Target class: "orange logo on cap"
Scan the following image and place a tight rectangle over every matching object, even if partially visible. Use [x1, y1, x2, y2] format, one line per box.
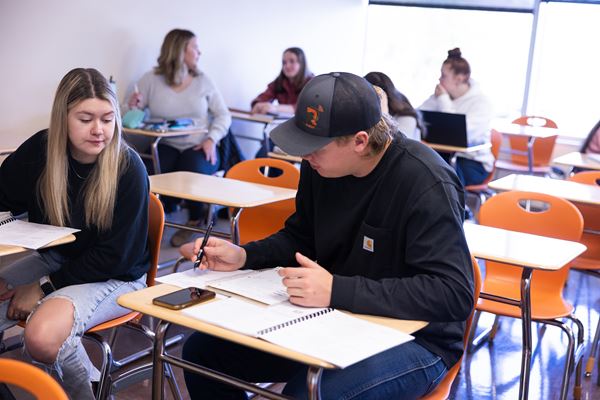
[305, 105, 324, 129]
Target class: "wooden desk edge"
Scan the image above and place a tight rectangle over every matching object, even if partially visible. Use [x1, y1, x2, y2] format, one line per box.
[118, 284, 427, 369]
[123, 127, 208, 138]
[0, 234, 76, 257]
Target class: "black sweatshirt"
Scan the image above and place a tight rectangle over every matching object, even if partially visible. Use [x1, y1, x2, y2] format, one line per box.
[243, 136, 474, 368]
[0, 130, 150, 289]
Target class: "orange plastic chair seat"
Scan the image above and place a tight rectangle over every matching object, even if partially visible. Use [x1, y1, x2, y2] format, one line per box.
[571, 257, 600, 271]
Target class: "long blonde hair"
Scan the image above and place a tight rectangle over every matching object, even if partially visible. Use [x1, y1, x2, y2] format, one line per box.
[39, 68, 129, 231]
[154, 29, 199, 86]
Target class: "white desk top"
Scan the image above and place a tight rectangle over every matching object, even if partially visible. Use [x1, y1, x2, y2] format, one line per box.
[123, 127, 207, 138]
[0, 234, 76, 257]
[149, 171, 297, 208]
[488, 174, 600, 206]
[493, 123, 559, 139]
[423, 142, 492, 153]
[552, 152, 600, 171]
[118, 284, 427, 369]
[464, 223, 586, 271]
[229, 108, 275, 124]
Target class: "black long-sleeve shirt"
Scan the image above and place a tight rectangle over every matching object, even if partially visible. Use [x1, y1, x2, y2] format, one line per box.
[243, 136, 474, 368]
[0, 130, 150, 289]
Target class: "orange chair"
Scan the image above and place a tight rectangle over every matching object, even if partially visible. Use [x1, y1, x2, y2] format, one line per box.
[495, 116, 558, 175]
[464, 129, 503, 217]
[469, 191, 585, 400]
[176, 158, 300, 269]
[0, 358, 68, 400]
[83, 192, 181, 399]
[420, 255, 482, 400]
[568, 171, 600, 383]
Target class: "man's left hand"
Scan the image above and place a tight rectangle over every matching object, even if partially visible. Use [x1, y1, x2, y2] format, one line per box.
[279, 252, 333, 307]
[6, 282, 43, 320]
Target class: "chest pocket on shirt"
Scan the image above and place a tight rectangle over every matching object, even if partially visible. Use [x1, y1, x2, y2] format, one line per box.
[353, 222, 395, 277]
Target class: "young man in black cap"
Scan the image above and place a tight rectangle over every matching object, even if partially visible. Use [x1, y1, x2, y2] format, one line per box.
[182, 72, 474, 399]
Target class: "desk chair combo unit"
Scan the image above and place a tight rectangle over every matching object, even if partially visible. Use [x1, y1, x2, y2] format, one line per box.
[495, 116, 559, 176]
[0, 193, 181, 400]
[467, 191, 586, 400]
[464, 129, 503, 219]
[568, 171, 600, 385]
[0, 358, 68, 400]
[175, 158, 300, 271]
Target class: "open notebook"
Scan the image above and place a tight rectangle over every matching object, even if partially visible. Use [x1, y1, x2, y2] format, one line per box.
[182, 297, 414, 368]
[0, 212, 79, 249]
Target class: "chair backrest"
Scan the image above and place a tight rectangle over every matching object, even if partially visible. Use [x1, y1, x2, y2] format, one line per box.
[419, 254, 482, 400]
[508, 116, 558, 167]
[479, 190, 583, 301]
[568, 171, 600, 264]
[147, 192, 165, 286]
[0, 358, 68, 400]
[225, 158, 300, 244]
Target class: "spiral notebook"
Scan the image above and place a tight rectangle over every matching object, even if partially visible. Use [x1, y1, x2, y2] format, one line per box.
[0, 212, 79, 249]
[182, 297, 414, 368]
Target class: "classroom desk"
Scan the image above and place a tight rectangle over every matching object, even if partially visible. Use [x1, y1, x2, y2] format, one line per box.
[122, 127, 207, 174]
[422, 141, 491, 154]
[0, 235, 76, 257]
[488, 174, 600, 207]
[494, 123, 559, 174]
[149, 171, 297, 244]
[552, 151, 600, 171]
[268, 151, 302, 164]
[229, 108, 292, 152]
[464, 222, 587, 400]
[118, 284, 428, 400]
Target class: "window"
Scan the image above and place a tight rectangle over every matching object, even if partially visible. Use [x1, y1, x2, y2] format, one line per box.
[364, 5, 532, 120]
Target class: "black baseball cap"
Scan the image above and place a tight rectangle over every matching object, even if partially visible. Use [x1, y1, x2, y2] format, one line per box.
[270, 72, 382, 156]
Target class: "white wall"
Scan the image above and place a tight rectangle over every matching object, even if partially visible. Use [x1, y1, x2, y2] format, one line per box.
[0, 0, 368, 148]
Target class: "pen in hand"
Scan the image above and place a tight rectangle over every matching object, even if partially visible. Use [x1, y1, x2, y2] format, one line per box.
[193, 220, 214, 270]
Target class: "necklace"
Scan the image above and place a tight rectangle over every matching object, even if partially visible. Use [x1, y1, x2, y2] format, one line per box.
[69, 163, 88, 180]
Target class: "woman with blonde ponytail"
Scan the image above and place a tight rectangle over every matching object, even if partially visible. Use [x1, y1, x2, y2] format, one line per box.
[0, 68, 150, 399]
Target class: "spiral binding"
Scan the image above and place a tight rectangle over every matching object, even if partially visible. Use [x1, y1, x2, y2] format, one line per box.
[0, 216, 16, 226]
[256, 307, 334, 336]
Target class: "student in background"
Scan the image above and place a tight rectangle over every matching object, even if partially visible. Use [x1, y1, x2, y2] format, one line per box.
[182, 72, 473, 399]
[127, 28, 231, 246]
[580, 119, 600, 154]
[0, 68, 149, 399]
[251, 47, 314, 157]
[419, 48, 493, 186]
[364, 71, 423, 141]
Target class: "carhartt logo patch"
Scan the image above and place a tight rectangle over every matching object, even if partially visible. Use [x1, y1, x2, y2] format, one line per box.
[363, 236, 374, 252]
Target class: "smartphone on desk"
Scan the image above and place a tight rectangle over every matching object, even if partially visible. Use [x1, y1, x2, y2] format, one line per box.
[152, 287, 215, 310]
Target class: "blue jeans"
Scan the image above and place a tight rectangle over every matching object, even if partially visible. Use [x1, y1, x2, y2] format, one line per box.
[0, 250, 146, 400]
[157, 144, 221, 220]
[182, 332, 447, 399]
[455, 157, 488, 186]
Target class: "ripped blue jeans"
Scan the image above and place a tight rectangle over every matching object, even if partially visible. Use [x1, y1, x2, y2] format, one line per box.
[0, 250, 146, 400]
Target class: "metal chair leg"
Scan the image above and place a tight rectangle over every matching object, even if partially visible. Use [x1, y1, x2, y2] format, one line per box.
[585, 317, 600, 377]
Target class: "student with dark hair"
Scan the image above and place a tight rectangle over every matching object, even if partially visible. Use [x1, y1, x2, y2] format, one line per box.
[181, 72, 473, 399]
[252, 47, 314, 158]
[364, 71, 423, 140]
[127, 29, 231, 246]
[420, 48, 493, 186]
[251, 47, 313, 115]
[0, 68, 149, 399]
[580, 119, 600, 154]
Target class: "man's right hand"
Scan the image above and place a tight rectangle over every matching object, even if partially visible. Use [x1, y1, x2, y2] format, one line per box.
[190, 237, 246, 271]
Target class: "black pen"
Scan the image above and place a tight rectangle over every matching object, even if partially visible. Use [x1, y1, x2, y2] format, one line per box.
[193, 220, 214, 270]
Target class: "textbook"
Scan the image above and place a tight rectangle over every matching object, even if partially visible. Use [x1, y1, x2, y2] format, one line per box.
[182, 297, 414, 368]
[0, 212, 79, 249]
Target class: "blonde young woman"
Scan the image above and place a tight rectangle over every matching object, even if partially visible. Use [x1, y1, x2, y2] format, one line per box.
[0, 68, 150, 399]
[127, 29, 231, 246]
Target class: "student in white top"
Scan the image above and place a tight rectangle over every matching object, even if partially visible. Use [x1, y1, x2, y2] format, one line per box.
[419, 48, 493, 186]
[126, 29, 231, 246]
[364, 71, 423, 141]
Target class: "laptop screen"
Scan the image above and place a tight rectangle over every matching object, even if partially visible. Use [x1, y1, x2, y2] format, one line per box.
[420, 110, 468, 148]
